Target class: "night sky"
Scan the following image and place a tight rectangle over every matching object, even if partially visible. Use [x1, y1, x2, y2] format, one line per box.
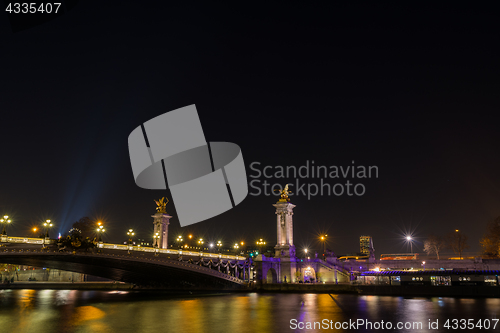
[1, 2, 499, 256]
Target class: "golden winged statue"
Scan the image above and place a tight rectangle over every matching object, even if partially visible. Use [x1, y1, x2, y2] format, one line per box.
[154, 197, 169, 213]
[275, 184, 292, 202]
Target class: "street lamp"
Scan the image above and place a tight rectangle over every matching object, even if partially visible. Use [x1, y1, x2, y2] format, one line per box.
[216, 240, 222, 253]
[96, 224, 105, 242]
[197, 238, 204, 250]
[233, 243, 240, 255]
[0, 216, 12, 235]
[406, 236, 413, 254]
[209, 243, 214, 253]
[43, 220, 53, 238]
[176, 235, 183, 249]
[320, 234, 328, 259]
[304, 248, 308, 259]
[153, 232, 160, 247]
[422, 261, 426, 271]
[127, 229, 135, 254]
[153, 232, 160, 255]
[256, 238, 266, 254]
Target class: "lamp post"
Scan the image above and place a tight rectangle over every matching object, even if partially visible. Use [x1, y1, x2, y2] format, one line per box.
[127, 229, 135, 254]
[304, 248, 308, 259]
[209, 243, 214, 253]
[320, 234, 327, 259]
[216, 240, 222, 253]
[43, 220, 53, 237]
[1, 216, 12, 235]
[233, 243, 240, 256]
[197, 238, 204, 251]
[95, 224, 105, 252]
[176, 235, 183, 249]
[422, 261, 426, 271]
[406, 236, 413, 254]
[153, 232, 160, 256]
[256, 238, 266, 255]
[96, 224, 105, 242]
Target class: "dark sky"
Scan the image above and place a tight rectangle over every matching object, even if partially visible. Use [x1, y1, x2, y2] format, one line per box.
[1, 2, 499, 256]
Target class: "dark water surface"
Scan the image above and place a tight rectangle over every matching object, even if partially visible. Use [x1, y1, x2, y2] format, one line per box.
[1, 290, 500, 332]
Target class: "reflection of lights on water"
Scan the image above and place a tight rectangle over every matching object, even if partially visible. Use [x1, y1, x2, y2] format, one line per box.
[72, 305, 106, 323]
[107, 291, 129, 294]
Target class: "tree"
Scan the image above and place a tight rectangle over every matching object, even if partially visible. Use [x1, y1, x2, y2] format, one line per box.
[480, 217, 500, 258]
[423, 235, 445, 259]
[59, 228, 96, 253]
[446, 230, 469, 259]
[71, 217, 96, 239]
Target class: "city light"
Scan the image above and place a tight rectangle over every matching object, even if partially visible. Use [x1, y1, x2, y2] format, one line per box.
[127, 229, 135, 254]
[405, 235, 414, 253]
[320, 234, 327, 257]
[96, 224, 105, 242]
[0, 215, 12, 235]
[153, 232, 160, 249]
[43, 219, 53, 238]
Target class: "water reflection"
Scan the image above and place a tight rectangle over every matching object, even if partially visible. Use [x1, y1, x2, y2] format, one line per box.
[0, 290, 498, 333]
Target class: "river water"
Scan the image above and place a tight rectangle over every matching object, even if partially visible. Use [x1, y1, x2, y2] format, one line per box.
[1, 290, 499, 332]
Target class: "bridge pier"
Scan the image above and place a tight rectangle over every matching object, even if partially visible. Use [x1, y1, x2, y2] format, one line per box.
[152, 212, 171, 249]
[252, 197, 350, 284]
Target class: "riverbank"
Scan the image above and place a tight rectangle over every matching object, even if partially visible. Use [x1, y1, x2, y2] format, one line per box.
[357, 285, 500, 297]
[0, 281, 135, 290]
[3, 282, 500, 297]
[255, 283, 360, 294]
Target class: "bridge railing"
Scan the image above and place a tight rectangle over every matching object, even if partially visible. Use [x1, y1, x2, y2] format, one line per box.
[99, 243, 246, 260]
[1, 237, 246, 261]
[1, 236, 55, 245]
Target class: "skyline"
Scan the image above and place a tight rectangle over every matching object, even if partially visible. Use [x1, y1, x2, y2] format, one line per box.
[1, 2, 499, 256]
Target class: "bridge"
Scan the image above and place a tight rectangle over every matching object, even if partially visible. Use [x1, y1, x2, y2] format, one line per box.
[0, 198, 355, 288]
[0, 238, 252, 289]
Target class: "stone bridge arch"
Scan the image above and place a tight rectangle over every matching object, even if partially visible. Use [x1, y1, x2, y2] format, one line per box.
[266, 268, 278, 283]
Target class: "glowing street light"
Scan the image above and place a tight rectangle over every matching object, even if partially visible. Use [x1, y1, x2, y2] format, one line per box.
[43, 220, 53, 238]
[256, 238, 266, 254]
[0, 216, 12, 235]
[96, 224, 105, 242]
[127, 229, 135, 253]
[197, 238, 204, 248]
[153, 232, 161, 255]
[320, 234, 328, 258]
[209, 243, 214, 253]
[153, 232, 160, 246]
[176, 235, 183, 249]
[233, 243, 240, 255]
[216, 240, 222, 253]
[406, 235, 413, 254]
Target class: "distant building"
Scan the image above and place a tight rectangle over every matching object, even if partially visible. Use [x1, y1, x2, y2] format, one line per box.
[360, 235, 374, 256]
